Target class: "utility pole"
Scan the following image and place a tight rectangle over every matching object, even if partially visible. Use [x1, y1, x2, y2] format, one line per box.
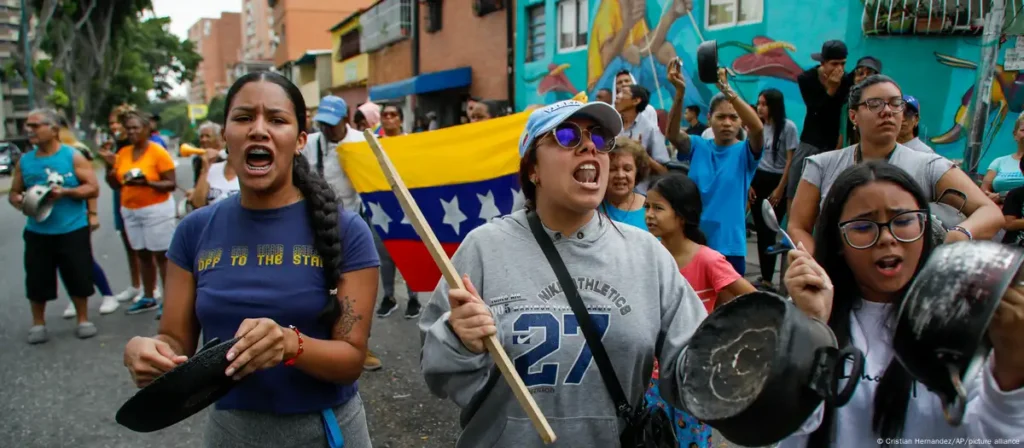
[964, 0, 1005, 178]
[20, 0, 33, 110]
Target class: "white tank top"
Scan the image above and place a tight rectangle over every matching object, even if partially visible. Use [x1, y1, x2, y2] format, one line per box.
[205, 162, 240, 205]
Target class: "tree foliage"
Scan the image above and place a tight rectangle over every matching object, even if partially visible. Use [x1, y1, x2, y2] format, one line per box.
[13, 0, 201, 138]
[207, 95, 226, 126]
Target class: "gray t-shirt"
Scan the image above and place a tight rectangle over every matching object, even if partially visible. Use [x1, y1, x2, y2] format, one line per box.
[758, 119, 799, 174]
[902, 137, 937, 154]
[419, 210, 706, 447]
[802, 143, 954, 207]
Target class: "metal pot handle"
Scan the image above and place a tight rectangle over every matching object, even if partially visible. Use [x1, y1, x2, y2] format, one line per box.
[809, 345, 865, 407]
[942, 363, 968, 426]
[828, 346, 864, 407]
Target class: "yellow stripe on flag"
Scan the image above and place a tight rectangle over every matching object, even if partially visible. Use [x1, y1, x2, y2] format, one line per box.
[338, 111, 528, 192]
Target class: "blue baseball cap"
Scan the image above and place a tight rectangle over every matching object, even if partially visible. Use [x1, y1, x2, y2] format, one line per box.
[314, 96, 348, 126]
[518, 100, 622, 158]
[903, 95, 920, 114]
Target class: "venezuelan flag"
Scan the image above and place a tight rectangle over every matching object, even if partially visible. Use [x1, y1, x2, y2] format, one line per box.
[338, 112, 529, 292]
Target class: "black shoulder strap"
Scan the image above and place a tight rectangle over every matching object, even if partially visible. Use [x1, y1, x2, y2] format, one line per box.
[525, 211, 634, 418]
[316, 133, 326, 177]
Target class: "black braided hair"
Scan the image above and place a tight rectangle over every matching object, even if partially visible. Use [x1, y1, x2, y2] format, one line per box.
[292, 152, 344, 327]
[223, 71, 344, 329]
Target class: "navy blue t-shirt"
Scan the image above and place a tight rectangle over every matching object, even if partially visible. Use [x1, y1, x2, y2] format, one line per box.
[167, 196, 380, 414]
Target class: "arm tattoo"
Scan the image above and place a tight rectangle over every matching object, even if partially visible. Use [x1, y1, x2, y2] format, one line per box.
[333, 295, 362, 339]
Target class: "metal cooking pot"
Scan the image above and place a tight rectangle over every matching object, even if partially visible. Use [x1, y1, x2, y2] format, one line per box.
[696, 40, 720, 84]
[680, 292, 864, 447]
[22, 184, 55, 222]
[123, 168, 145, 183]
[894, 241, 1022, 426]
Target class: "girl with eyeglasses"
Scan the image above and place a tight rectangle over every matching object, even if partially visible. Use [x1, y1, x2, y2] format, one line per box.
[666, 63, 765, 276]
[778, 161, 1024, 447]
[419, 100, 707, 447]
[787, 75, 1003, 256]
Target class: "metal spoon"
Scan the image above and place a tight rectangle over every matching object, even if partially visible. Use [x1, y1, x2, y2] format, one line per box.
[761, 199, 795, 251]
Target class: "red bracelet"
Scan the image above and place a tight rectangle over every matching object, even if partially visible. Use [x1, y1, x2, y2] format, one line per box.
[284, 325, 303, 366]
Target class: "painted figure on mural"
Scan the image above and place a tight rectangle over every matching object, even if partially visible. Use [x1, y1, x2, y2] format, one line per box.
[587, 0, 708, 111]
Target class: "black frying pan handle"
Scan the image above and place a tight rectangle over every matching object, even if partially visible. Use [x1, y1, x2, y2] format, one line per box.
[829, 346, 864, 407]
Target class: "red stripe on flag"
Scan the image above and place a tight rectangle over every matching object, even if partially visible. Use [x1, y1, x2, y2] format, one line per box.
[382, 240, 461, 293]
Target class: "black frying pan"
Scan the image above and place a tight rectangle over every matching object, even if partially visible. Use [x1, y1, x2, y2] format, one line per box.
[116, 337, 242, 432]
[696, 40, 720, 84]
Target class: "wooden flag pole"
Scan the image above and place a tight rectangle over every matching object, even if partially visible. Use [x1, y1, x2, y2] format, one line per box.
[362, 131, 557, 444]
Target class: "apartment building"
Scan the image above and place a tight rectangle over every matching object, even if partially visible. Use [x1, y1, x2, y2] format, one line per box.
[187, 13, 242, 105]
[365, 0, 510, 129]
[327, 11, 369, 110]
[241, 0, 273, 61]
[268, 0, 374, 69]
[0, 0, 28, 139]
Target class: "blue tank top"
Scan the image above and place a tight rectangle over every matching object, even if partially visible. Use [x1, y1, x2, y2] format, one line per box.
[20, 145, 87, 234]
[602, 202, 648, 231]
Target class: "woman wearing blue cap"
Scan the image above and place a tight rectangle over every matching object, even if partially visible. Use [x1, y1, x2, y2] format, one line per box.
[419, 99, 707, 447]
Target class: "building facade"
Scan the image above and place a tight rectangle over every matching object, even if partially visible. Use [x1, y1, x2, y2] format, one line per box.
[365, 0, 510, 129]
[0, 0, 28, 139]
[242, 0, 274, 62]
[514, 0, 1024, 169]
[187, 13, 242, 104]
[269, 0, 374, 68]
[328, 12, 369, 111]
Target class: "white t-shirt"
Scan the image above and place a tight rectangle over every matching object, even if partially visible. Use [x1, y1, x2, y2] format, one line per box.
[301, 128, 363, 213]
[204, 162, 239, 205]
[778, 300, 1024, 448]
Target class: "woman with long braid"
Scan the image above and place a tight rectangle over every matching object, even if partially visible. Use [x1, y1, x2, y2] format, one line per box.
[122, 72, 379, 446]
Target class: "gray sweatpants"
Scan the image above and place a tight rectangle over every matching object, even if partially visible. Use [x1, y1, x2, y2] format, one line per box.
[203, 393, 372, 448]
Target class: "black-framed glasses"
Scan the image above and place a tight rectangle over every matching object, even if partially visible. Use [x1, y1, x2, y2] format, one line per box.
[856, 97, 906, 113]
[551, 122, 615, 152]
[839, 210, 928, 249]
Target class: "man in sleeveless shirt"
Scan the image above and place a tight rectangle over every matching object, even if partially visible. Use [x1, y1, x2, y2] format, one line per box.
[9, 109, 100, 344]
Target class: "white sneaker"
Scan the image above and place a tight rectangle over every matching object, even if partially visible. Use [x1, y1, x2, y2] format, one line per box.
[62, 302, 75, 319]
[99, 295, 119, 315]
[154, 287, 162, 300]
[115, 287, 140, 302]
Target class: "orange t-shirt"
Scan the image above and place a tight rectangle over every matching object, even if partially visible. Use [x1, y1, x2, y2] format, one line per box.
[114, 142, 176, 209]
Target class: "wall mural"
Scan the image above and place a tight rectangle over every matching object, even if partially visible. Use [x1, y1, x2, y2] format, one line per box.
[515, 0, 1022, 168]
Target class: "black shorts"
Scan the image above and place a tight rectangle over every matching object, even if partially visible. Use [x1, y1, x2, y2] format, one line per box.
[24, 226, 95, 302]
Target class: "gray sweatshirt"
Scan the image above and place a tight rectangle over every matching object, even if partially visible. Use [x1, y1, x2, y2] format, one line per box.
[419, 209, 707, 447]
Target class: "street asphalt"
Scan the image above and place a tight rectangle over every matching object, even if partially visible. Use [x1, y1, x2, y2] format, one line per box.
[0, 158, 768, 448]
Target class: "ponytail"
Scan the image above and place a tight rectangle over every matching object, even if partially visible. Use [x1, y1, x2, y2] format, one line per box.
[683, 221, 707, 245]
[292, 152, 344, 328]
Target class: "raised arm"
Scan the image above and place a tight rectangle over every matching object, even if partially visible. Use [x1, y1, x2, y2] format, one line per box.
[665, 59, 691, 157]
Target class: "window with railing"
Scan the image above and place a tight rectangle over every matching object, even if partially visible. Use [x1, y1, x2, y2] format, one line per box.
[861, 0, 1023, 35]
[339, 29, 361, 60]
[360, 0, 412, 53]
[526, 4, 545, 62]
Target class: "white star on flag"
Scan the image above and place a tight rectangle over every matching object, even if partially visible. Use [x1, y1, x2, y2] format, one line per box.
[367, 202, 392, 234]
[477, 190, 501, 221]
[441, 196, 468, 235]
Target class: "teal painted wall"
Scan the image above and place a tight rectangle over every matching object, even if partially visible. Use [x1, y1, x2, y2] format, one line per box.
[514, 0, 1023, 169]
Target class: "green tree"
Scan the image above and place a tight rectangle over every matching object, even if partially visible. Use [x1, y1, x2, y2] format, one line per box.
[89, 16, 201, 133]
[206, 95, 226, 126]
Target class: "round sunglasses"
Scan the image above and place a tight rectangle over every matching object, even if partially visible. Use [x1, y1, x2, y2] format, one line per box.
[549, 122, 616, 152]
